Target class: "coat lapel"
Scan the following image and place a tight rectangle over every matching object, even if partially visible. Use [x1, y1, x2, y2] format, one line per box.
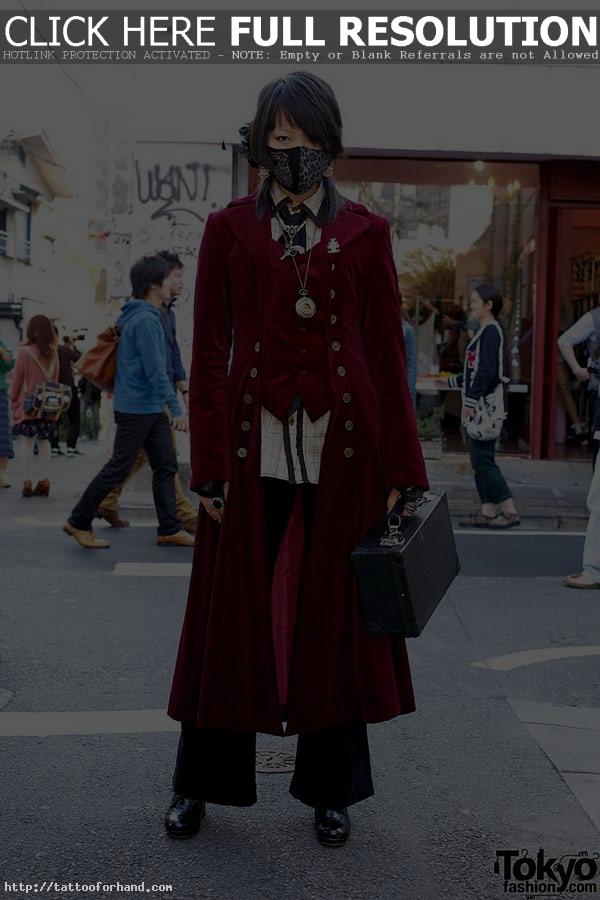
[223, 195, 374, 267]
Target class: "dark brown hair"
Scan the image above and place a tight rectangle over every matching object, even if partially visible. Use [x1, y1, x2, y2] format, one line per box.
[26, 315, 56, 359]
[248, 71, 346, 225]
[475, 283, 503, 319]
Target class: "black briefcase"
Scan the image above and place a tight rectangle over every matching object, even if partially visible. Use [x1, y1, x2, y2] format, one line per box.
[351, 490, 460, 637]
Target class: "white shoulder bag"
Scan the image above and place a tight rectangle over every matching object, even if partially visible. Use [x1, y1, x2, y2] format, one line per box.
[462, 321, 509, 441]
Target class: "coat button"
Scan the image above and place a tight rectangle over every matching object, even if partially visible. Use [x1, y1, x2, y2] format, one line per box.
[331, 262, 335, 271]
[342, 392, 352, 403]
[254, 341, 261, 352]
[237, 448, 247, 458]
[337, 366, 346, 376]
[241, 421, 251, 431]
[330, 314, 337, 325]
[344, 447, 354, 458]
[332, 341, 341, 351]
[250, 367, 258, 378]
[244, 394, 253, 404]
[330, 289, 336, 299]
[345, 420, 354, 431]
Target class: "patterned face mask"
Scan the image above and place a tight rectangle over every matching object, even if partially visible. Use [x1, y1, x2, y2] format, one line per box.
[266, 145, 331, 195]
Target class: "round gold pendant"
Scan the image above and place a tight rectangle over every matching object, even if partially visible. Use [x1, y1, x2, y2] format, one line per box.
[295, 296, 317, 319]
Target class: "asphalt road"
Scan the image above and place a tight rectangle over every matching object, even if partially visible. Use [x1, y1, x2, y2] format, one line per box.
[1, 456, 599, 900]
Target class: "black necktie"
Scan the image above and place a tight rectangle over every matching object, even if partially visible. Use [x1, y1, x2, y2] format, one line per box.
[276, 199, 307, 253]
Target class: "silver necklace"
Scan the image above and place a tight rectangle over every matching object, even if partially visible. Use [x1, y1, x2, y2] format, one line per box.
[275, 210, 317, 319]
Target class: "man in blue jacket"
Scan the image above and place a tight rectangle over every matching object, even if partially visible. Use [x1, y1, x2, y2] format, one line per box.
[63, 256, 194, 549]
[97, 251, 197, 532]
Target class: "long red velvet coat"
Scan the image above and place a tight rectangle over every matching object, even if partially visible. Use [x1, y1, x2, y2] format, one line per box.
[167, 191, 429, 737]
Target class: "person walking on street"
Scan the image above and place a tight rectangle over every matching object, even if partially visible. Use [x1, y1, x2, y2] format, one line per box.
[165, 72, 428, 847]
[557, 306, 600, 466]
[63, 256, 194, 549]
[0, 337, 15, 487]
[50, 334, 83, 457]
[96, 251, 197, 533]
[564, 455, 600, 588]
[448, 284, 520, 529]
[79, 377, 101, 441]
[9, 315, 59, 497]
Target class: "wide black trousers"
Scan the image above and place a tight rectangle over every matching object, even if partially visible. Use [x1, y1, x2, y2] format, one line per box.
[172, 477, 375, 809]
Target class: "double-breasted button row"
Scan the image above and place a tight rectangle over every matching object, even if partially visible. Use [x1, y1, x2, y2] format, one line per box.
[244, 394, 252, 404]
[342, 392, 352, 403]
[332, 340, 341, 352]
[237, 447, 247, 458]
[337, 366, 346, 376]
[241, 421, 251, 432]
[250, 367, 258, 378]
[254, 341, 261, 352]
[344, 447, 354, 458]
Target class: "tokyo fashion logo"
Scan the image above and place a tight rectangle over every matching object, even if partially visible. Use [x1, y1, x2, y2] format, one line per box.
[494, 848, 599, 894]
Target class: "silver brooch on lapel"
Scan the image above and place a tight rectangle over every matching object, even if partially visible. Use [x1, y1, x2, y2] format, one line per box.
[327, 238, 340, 254]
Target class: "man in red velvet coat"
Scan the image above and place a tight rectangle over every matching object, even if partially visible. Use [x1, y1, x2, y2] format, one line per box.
[166, 195, 429, 786]
[166, 71, 429, 849]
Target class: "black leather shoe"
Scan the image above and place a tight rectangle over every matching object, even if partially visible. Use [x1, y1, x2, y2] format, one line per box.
[164, 794, 206, 839]
[314, 807, 351, 846]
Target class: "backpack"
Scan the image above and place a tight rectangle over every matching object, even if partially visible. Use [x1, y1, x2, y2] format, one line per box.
[22, 348, 71, 420]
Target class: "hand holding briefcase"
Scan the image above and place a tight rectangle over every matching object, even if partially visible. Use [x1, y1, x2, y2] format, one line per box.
[351, 490, 460, 638]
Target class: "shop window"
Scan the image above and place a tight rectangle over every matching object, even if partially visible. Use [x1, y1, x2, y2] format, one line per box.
[336, 158, 539, 455]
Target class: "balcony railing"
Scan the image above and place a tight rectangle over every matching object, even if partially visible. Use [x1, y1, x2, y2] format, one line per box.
[0, 298, 23, 320]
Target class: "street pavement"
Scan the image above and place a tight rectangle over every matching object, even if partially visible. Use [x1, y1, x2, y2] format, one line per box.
[1, 442, 600, 899]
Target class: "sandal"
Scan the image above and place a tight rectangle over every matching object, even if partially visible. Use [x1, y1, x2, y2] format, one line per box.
[488, 513, 521, 529]
[458, 511, 497, 528]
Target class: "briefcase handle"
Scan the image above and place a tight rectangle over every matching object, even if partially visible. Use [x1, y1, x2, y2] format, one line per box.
[380, 492, 429, 547]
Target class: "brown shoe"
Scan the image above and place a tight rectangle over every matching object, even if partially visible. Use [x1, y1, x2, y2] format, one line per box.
[32, 479, 50, 497]
[488, 512, 521, 529]
[63, 521, 111, 549]
[182, 517, 198, 535]
[97, 505, 130, 528]
[22, 480, 33, 498]
[564, 573, 600, 589]
[156, 529, 195, 547]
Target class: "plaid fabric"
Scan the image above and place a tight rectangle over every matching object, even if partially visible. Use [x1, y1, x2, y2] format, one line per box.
[260, 182, 328, 485]
[260, 397, 330, 485]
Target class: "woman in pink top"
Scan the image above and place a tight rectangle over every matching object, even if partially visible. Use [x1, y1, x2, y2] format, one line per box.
[10, 315, 59, 496]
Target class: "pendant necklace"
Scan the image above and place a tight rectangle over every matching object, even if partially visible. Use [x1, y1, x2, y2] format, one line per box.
[275, 209, 317, 320]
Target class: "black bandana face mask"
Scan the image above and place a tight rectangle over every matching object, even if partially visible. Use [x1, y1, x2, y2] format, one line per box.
[266, 145, 331, 195]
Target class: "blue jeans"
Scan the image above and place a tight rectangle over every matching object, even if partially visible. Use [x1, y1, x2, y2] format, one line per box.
[468, 437, 512, 505]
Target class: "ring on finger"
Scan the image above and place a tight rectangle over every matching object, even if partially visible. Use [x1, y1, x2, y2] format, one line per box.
[211, 497, 224, 510]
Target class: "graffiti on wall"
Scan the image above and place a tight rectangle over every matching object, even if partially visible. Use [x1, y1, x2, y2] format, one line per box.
[132, 142, 233, 389]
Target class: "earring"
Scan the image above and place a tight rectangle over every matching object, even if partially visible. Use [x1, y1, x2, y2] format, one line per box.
[324, 163, 334, 177]
[258, 166, 270, 181]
